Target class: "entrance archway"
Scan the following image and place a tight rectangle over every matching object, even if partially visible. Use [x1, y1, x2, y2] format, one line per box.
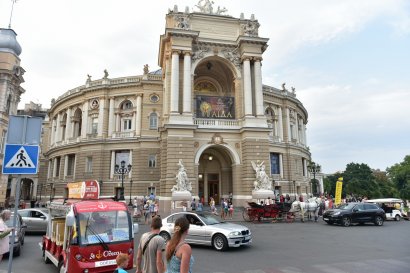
[195, 144, 240, 205]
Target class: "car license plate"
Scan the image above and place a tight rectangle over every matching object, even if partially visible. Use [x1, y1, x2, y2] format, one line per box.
[95, 259, 116, 267]
[323, 218, 329, 221]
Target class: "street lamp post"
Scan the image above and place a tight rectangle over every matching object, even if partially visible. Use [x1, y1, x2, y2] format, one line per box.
[39, 184, 43, 202]
[308, 161, 321, 196]
[49, 183, 54, 202]
[115, 160, 132, 201]
[128, 179, 133, 206]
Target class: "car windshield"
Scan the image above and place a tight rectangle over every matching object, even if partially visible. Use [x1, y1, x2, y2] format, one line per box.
[75, 210, 131, 246]
[197, 213, 221, 225]
[337, 203, 357, 210]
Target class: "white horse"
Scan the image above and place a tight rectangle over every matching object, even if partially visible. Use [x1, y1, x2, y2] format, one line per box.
[290, 197, 322, 222]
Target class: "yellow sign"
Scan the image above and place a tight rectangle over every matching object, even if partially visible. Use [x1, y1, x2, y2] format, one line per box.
[335, 177, 343, 205]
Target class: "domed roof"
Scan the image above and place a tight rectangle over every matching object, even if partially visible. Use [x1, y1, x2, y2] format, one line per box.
[0, 28, 22, 56]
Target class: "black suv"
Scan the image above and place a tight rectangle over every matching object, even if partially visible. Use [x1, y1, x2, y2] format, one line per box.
[323, 202, 386, 227]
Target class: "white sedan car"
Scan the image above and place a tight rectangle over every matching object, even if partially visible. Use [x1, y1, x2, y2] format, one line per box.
[160, 212, 252, 251]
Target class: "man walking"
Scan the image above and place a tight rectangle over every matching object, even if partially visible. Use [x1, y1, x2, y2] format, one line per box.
[136, 216, 166, 273]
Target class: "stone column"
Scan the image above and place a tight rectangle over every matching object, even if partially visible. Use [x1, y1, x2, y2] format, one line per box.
[286, 108, 291, 142]
[116, 114, 121, 132]
[110, 151, 115, 179]
[50, 118, 56, 145]
[279, 154, 284, 179]
[135, 95, 142, 136]
[64, 155, 68, 178]
[302, 122, 307, 146]
[183, 51, 192, 114]
[55, 113, 61, 143]
[53, 158, 58, 178]
[65, 108, 72, 141]
[170, 50, 180, 113]
[108, 98, 115, 137]
[243, 58, 253, 116]
[254, 58, 264, 116]
[278, 107, 284, 141]
[98, 98, 104, 137]
[204, 171, 208, 205]
[81, 101, 89, 138]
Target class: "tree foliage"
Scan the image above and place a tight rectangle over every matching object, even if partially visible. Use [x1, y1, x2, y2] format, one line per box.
[387, 155, 410, 200]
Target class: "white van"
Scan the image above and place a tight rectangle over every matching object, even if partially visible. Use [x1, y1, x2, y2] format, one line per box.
[365, 198, 406, 221]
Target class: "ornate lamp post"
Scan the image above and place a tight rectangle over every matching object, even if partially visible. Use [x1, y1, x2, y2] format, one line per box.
[115, 160, 132, 201]
[49, 183, 54, 202]
[308, 161, 321, 196]
[128, 179, 133, 206]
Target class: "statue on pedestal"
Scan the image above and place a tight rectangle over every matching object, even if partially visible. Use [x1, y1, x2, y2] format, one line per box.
[171, 159, 192, 192]
[251, 160, 272, 191]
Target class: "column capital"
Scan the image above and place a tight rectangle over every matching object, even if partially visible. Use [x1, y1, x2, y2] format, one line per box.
[136, 93, 143, 98]
[183, 51, 192, 56]
[171, 50, 181, 55]
[241, 56, 251, 62]
[253, 57, 263, 62]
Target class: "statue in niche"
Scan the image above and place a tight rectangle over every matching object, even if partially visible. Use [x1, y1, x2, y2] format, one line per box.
[171, 159, 192, 192]
[251, 160, 272, 191]
[242, 21, 259, 36]
[175, 15, 190, 29]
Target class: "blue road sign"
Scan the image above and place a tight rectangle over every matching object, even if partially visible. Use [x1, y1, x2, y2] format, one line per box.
[2, 144, 39, 174]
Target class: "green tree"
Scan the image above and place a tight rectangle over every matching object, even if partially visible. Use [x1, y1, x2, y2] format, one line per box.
[374, 170, 398, 198]
[342, 163, 380, 198]
[387, 155, 410, 200]
[323, 173, 342, 197]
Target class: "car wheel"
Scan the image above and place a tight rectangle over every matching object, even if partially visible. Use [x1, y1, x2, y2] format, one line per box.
[159, 231, 171, 242]
[58, 260, 67, 273]
[342, 216, 351, 227]
[326, 221, 334, 225]
[14, 244, 21, 257]
[43, 248, 51, 264]
[395, 215, 401, 221]
[374, 216, 384, 226]
[212, 233, 228, 251]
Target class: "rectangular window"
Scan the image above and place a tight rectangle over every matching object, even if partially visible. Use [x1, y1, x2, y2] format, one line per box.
[148, 155, 156, 168]
[55, 157, 61, 177]
[148, 186, 156, 195]
[91, 118, 98, 134]
[149, 114, 157, 129]
[67, 154, 75, 176]
[123, 119, 132, 131]
[270, 153, 280, 175]
[115, 151, 130, 167]
[302, 158, 306, 176]
[86, 157, 93, 173]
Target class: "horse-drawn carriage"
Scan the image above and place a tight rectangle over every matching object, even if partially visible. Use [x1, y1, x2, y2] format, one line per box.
[242, 202, 294, 222]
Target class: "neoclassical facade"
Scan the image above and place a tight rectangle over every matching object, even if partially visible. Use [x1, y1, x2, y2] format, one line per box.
[40, 5, 311, 209]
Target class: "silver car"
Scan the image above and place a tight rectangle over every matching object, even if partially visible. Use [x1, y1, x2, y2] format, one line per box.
[159, 212, 252, 251]
[5, 213, 27, 257]
[18, 208, 49, 233]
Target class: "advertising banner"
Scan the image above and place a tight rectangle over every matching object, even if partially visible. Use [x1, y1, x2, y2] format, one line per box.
[196, 96, 235, 119]
[68, 180, 100, 199]
[335, 177, 343, 205]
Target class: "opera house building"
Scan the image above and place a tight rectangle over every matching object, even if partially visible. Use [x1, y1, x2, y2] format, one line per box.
[37, 4, 312, 208]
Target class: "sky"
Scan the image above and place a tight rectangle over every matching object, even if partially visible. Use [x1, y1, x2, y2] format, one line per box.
[1, 0, 409, 174]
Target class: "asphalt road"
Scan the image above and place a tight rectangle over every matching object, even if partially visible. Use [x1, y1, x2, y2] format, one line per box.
[1, 218, 409, 273]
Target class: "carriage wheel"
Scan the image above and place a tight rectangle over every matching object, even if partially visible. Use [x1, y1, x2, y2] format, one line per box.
[242, 208, 252, 222]
[286, 212, 295, 223]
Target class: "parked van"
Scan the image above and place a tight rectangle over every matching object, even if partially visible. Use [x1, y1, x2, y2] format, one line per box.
[365, 198, 407, 221]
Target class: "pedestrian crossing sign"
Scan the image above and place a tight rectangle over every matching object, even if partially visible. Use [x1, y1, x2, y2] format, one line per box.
[2, 144, 39, 174]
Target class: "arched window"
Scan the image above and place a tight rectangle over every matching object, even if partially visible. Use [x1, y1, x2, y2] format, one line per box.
[73, 108, 82, 138]
[149, 113, 158, 129]
[122, 100, 133, 110]
[265, 107, 277, 139]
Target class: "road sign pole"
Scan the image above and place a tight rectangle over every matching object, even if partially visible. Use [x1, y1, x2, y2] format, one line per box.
[7, 174, 21, 273]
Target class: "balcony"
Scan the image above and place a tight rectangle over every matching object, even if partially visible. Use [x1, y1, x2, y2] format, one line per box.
[112, 131, 135, 138]
[194, 118, 241, 129]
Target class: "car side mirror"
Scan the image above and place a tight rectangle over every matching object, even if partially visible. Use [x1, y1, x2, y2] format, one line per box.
[353, 208, 359, 212]
[40, 215, 46, 220]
